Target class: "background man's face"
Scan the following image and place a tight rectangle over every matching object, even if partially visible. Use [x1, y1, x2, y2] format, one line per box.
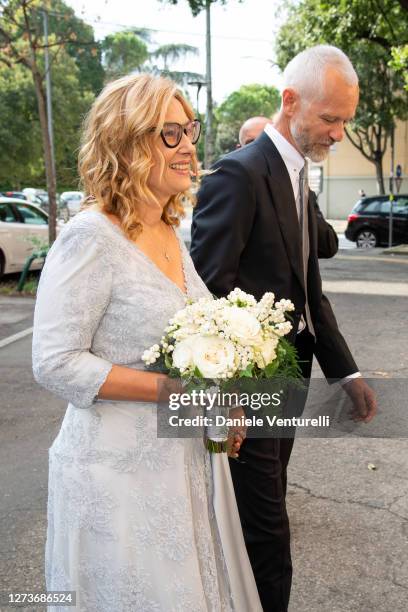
[290, 68, 359, 161]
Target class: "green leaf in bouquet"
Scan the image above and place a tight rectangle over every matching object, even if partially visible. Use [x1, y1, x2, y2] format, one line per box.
[239, 363, 254, 378]
[164, 353, 173, 370]
[264, 360, 279, 378]
[167, 367, 181, 378]
[193, 366, 204, 378]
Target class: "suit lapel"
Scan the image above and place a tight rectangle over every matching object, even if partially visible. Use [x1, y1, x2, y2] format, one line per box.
[255, 133, 305, 291]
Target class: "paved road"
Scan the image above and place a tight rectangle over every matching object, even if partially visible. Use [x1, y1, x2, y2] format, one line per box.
[0, 250, 407, 611]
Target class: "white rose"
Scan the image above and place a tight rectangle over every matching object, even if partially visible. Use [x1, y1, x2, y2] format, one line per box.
[223, 306, 261, 344]
[192, 336, 235, 379]
[255, 337, 278, 368]
[172, 337, 197, 371]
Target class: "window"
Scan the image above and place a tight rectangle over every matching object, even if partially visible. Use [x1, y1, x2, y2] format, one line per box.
[361, 200, 381, 213]
[15, 204, 48, 225]
[0, 203, 15, 223]
[380, 200, 391, 214]
[380, 198, 408, 216]
[394, 198, 408, 216]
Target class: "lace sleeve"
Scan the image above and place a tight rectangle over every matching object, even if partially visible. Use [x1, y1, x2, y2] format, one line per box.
[32, 217, 113, 408]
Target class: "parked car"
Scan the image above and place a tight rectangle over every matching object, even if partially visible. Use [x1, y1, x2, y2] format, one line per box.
[345, 195, 408, 248]
[0, 197, 59, 277]
[0, 191, 28, 200]
[60, 191, 84, 217]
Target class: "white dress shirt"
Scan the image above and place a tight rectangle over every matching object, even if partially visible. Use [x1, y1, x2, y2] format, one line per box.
[263, 124, 361, 384]
[264, 124, 305, 219]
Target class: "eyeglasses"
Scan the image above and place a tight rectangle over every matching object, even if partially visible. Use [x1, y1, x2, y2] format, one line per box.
[157, 119, 201, 148]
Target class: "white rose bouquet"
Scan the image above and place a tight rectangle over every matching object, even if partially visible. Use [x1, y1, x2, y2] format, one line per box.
[142, 288, 301, 451]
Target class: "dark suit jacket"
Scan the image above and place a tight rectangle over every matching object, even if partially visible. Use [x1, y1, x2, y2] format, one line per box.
[311, 192, 338, 259]
[190, 132, 357, 380]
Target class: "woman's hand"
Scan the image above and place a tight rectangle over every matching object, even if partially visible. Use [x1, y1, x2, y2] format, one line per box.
[227, 406, 247, 459]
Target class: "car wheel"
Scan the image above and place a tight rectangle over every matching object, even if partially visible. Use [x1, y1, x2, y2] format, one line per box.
[356, 229, 377, 249]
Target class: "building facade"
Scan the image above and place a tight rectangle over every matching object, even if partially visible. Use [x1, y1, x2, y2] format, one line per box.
[313, 120, 408, 219]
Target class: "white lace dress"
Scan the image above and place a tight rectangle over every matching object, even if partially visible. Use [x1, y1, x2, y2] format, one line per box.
[32, 210, 262, 612]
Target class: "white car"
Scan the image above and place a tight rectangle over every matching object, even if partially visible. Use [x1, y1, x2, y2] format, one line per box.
[60, 191, 84, 217]
[0, 197, 52, 277]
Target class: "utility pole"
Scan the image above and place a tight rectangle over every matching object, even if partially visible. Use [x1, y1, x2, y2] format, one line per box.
[42, 8, 57, 243]
[388, 124, 395, 248]
[204, 0, 214, 168]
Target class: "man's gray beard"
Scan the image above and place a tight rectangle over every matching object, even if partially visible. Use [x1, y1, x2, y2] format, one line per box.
[290, 122, 331, 162]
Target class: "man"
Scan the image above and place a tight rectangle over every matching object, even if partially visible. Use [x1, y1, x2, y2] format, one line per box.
[239, 116, 339, 259]
[191, 45, 377, 612]
[239, 116, 273, 146]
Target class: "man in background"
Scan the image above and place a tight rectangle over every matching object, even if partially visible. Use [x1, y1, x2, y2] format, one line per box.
[238, 116, 273, 146]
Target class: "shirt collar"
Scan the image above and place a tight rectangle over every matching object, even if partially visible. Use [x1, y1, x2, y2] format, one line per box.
[264, 123, 305, 173]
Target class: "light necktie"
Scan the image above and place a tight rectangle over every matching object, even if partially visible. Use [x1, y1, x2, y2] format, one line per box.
[299, 161, 315, 337]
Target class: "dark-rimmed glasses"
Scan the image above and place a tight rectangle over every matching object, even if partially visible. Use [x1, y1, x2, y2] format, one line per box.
[157, 119, 201, 148]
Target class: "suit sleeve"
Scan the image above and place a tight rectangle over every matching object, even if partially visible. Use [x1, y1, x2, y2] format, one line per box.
[190, 158, 256, 297]
[313, 294, 358, 380]
[311, 193, 338, 259]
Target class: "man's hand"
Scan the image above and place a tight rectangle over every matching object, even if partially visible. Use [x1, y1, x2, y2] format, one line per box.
[227, 406, 247, 459]
[343, 378, 377, 423]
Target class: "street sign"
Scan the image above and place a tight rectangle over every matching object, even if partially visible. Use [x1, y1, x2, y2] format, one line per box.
[395, 164, 403, 194]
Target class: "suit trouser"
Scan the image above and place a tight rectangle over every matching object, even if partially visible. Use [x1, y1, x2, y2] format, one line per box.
[229, 329, 315, 611]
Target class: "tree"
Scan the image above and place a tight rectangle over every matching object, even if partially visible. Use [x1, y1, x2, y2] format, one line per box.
[101, 29, 203, 87]
[48, 0, 104, 95]
[0, 0, 99, 242]
[215, 83, 280, 156]
[275, 0, 408, 194]
[0, 53, 93, 190]
[0, 64, 42, 188]
[390, 44, 408, 91]
[149, 43, 203, 86]
[102, 30, 149, 80]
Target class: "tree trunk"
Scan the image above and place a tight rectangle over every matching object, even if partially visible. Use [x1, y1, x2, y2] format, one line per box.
[204, 0, 214, 168]
[374, 127, 385, 195]
[31, 65, 57, 244]
[375, 158, 385, 194]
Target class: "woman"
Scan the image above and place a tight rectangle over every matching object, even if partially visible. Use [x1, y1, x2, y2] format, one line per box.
[32, 74, 262, 611]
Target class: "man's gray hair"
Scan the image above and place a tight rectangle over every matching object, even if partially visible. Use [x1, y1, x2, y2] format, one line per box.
[283, 45, 358, 100]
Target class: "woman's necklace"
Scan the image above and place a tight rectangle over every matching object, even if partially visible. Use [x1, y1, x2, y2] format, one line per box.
[160, 221, 173, 262]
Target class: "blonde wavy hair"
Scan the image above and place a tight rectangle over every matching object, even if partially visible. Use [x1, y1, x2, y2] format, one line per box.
[78, 73, 198, 240]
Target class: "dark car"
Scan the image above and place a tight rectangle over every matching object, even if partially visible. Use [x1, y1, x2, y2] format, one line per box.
[345, 194, 408, 248]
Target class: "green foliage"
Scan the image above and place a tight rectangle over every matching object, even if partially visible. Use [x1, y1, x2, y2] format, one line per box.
[151, 43, 198, 69]
[101, 29, 203, 87]
[215, 84, 280, 156]
[0, 44, 95, 188]
[0, 64, 42, 187]
[275, 0, 408, 192]
[390, 44, 408, 91]
[0, 0, 99, 189]
[102, 30, 149, 80]
[48, 0, 104, 95]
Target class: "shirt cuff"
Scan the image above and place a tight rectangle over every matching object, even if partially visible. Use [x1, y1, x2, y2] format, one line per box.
[339, 372, 362, 386]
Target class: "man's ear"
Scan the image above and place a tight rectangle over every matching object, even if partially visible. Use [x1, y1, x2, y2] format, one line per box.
[281, 88, 299, 118]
